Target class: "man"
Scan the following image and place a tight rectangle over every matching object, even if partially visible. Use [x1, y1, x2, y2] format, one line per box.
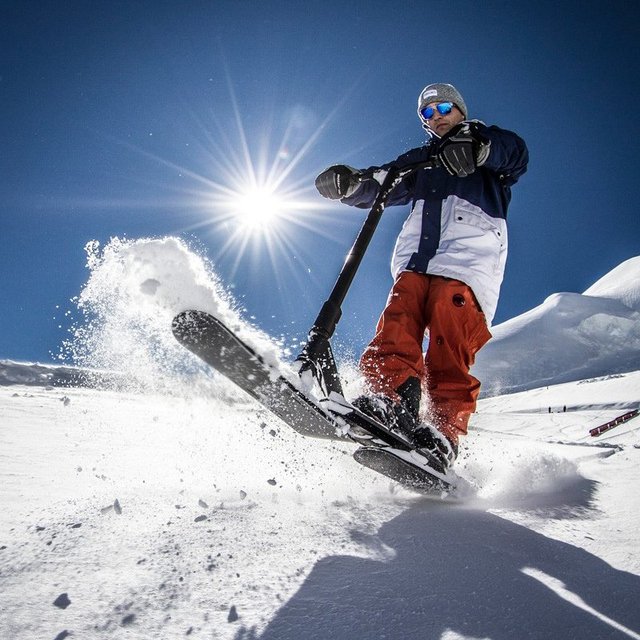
[315, 83, 528, 472]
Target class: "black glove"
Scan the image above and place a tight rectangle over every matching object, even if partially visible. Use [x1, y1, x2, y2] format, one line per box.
[437, 122, 491, 178]
[315, 165, 362, 200]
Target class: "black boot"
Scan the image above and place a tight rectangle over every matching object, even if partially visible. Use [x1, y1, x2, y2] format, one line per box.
[392, 376, 421, 437]
[412, 424, 458, 473]
[352, 377, 421, 439]
[395, 377, 457, 471]
[352, 394, 395, 427]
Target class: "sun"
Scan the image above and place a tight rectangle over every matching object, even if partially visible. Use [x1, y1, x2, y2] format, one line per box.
[228, 185, 286, 232]
[110, 59, 350, 289]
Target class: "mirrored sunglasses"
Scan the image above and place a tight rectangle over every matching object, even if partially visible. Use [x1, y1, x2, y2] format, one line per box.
[420, 102, 454, 120]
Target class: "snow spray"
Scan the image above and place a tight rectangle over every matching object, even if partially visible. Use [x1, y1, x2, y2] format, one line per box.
[61, 236, 283, 393]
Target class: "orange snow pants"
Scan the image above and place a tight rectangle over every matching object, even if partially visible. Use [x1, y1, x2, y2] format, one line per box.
[359, 272, 492, 444]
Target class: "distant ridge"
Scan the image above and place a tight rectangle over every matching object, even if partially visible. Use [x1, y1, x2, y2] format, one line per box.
[472, 257, 640, 396]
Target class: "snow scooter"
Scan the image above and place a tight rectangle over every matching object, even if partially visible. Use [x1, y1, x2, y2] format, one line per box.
[172, 160, 455, 496]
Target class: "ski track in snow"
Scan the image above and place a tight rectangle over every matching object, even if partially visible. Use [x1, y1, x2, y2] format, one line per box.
[1, 238, 639, 639]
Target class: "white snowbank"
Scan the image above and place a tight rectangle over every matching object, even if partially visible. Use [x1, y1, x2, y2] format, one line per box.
[1, 364, 639, 639]
[473, 256, 640, 395]
[584, 255, 640, 310]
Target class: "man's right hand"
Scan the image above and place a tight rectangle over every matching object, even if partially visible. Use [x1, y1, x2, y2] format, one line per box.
[315, 165, 362, 200]
[436, 122, 491, 178]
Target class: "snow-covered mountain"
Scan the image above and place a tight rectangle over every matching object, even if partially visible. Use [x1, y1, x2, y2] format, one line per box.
[473, 256, 640, 396]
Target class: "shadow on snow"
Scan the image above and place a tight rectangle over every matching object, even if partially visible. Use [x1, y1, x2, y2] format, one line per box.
[238, 484, 640, 640]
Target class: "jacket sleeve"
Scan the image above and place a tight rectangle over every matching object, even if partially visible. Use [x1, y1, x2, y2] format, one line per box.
[339, 146, 430, 209]
[478, 124, 529, 186]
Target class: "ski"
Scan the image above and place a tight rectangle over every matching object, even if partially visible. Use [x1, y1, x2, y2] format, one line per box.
[353, 447, 452, 495]
[172, 310, 338, 440]
[172, 310, 453, 495]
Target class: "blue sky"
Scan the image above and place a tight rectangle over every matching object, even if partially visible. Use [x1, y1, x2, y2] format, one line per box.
[1, 0, 639, 363]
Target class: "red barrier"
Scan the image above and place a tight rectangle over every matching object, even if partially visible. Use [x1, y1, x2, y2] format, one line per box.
[590, 409, 639, 437]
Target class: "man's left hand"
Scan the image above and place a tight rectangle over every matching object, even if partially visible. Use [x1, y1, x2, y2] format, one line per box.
[437, 122, 491, 178]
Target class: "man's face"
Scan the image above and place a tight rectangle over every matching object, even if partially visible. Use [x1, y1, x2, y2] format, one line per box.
[424, 102, 465, 137]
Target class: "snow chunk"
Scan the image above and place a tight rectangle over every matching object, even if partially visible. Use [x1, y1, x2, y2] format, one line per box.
[53, 593, 71, 609]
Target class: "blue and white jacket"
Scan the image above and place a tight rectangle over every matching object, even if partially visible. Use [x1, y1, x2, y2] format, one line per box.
[342, 123, 528, 325]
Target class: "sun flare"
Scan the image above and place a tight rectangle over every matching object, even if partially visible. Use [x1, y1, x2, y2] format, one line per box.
[114, 61, 350, 290]
[228, 185, 286, 231]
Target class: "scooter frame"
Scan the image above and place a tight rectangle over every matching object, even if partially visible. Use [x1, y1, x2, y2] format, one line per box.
[296, 159, 439, 396]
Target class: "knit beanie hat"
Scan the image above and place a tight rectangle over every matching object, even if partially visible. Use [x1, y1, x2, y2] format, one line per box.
[417, 83, 468, 120]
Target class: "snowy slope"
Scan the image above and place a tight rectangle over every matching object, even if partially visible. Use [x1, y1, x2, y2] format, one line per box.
[1, 239, 639, 639]
[1, 366, 639, 640]
[472, 256, 640, 396]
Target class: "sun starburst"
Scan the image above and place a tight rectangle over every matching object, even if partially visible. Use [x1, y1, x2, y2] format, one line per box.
[78, 54, 361, 300]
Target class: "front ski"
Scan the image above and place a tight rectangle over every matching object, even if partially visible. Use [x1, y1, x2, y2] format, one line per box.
[354, 447, 453, 495]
